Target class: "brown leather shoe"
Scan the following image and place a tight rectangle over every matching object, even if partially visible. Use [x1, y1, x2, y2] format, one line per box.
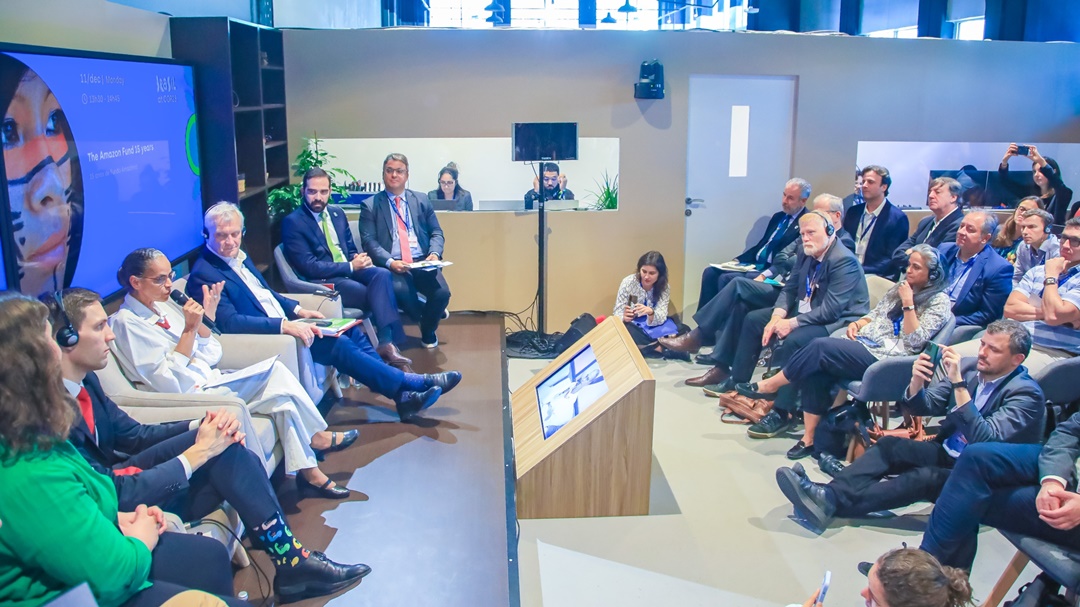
[685, 366, 729, 388]
[658, 329, 702, 354]
[376, 342, 413, 369]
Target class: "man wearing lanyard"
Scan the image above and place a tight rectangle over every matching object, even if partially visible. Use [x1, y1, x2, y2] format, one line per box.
[359, 153, 452, 349]
[776, 319, 1045, 533]
[1000, 217, 1080, 375]
[1013, 208, 1060, 284]
[842, 165, 909, 279]
[891, 177, 964, 275]
[938, 211, 1014, 331]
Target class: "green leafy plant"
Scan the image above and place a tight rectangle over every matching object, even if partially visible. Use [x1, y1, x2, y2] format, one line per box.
[588, 171, 619, 210]
[266, 135, 357, 222]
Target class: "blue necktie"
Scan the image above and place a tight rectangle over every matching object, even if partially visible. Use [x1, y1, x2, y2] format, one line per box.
[757, 215, 790, 265]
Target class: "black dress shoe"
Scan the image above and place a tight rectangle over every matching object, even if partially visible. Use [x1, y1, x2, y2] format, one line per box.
[791, 461, 807, 480]
[746, 410, 792, 438]
[775, 467, 836, 532]
[735, 382, 777, 401]
[273, 551, 371, 603]
[786, 440, 815, 460]
[396, 386, 442, 420]
[702, 377, 737, 397]
[818, 454, 847, 479]
[857, 561, 873, 577]
[296, 474, 350, 500]
[314, 430, 359, 461]
[422, 371, 462, 394]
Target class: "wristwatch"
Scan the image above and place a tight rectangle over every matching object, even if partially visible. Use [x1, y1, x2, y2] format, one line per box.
[951, 380, 967, 390]
[902, 305, 915, 312]
[1044, 277, 1059, 286]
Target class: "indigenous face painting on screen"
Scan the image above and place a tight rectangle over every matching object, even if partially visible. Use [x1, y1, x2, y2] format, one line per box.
[0, 52, 83, 297]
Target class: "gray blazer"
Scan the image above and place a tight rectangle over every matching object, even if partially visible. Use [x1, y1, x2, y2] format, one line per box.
[1040, 411, 1080, 488]
[359, 189, 446, 267]
[905, 358, 1045, 447]
[776, 235, 870, 334]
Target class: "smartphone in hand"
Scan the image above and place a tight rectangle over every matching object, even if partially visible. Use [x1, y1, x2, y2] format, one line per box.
[1016, 144, 1030, 157]
[925, 341, 946, 374]
[818, 570, 831, 604]
[628, 295, 638, 306]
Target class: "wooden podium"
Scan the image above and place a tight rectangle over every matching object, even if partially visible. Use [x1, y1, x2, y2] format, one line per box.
[511, 317, 656, 519]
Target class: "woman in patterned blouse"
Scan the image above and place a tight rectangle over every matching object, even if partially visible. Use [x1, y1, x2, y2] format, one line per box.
[613, 251, 677, 351]
[737, 244, 952, 456]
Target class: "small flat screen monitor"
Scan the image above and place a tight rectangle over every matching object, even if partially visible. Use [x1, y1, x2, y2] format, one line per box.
[535, 344, 609, 439]
[513, 122, 578, 162]
[930, 169, 1037, 209]
[0, 46, 204, 299]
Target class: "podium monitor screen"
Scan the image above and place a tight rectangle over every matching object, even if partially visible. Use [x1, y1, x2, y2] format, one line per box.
[513, 122, 578, 162]
[536, 344, 609, 439]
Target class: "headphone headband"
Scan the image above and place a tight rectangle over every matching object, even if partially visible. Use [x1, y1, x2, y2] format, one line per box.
[805, 210, 835, 237]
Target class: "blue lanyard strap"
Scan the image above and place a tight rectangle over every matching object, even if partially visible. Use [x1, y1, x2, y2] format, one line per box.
[857, 212, 878, 243]
[390, 196, 412, 232]
[805, 262, 821, 299]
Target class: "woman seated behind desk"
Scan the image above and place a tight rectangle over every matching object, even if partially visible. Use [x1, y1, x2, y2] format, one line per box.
[614, 251, 679, 355]
[427, 162, 473, 211]
[108, 248, 357, 500]
[0, 292, 243, 607]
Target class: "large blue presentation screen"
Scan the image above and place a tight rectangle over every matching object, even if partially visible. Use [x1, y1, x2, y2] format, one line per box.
[0, 49, 203, 298]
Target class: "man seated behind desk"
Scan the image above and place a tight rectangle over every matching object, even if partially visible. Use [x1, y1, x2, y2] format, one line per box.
[890, 176, 964, 276]
[660, 193, 852, 368]
[186, 202, 461, 423]
[776, 320, 1045, 534]
[524, 162, 574, 210]
[46, 289, 370, 604]
[359, 153, 451, 349]
[844, 165, 909, 279]
[695, 178, 810, 313]
[938, 211, 1014, 331]
[281, 167, 411, 370]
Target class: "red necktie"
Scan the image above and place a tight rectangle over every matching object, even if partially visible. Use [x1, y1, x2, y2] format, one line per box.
[395, 196, 414, 264]
[76, 387, 95, 436]
[156, 316, 171, 330]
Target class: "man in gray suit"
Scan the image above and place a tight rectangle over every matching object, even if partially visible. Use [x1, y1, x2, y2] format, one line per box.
[922, 408, 1080, 571]
[359, 153, 451, 348]
[777, 319, 1046, 533]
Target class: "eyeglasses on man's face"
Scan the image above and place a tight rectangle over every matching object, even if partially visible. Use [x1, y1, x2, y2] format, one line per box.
[384, 167, 407, 176]
[141, 270, 176, 286]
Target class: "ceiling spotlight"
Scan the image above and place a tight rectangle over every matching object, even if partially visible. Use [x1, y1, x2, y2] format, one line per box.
[617, 0, 637, 12]
[601, 11, 617, 23]
[483, 1, 503, 11]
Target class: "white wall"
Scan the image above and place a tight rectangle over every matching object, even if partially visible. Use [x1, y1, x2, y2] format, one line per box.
[274, 0, 381, 29]
[0, 0, 171, 58]
[107, 0, 250, 20]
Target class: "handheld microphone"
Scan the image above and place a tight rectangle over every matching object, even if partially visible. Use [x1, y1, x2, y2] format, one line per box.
[169, 290, 222, 335]
[313, 289, 340, 299]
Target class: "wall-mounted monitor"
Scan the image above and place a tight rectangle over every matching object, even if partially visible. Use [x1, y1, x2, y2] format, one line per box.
[513, 122, 578, 162]
[535, 344, 609, 439]
[0, 44, 204, 299]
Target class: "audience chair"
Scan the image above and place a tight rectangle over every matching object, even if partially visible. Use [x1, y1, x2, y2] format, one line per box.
[983, 531, 1080, 607]
[865, 275, 896, 309]
[947, 324, 985, 346]
[273, 244, 378, 345]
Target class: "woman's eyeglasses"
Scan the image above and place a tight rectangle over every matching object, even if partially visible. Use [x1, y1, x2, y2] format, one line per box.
[439, 180, 455, 186]
[141, 271, 176, 286]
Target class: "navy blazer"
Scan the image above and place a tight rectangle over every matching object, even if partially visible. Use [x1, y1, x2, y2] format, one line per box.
[843, 200, 910, 278]
[1040, 410, 1080, 489]
[186, 247, 301, 334]
[281, 203, 359, 280]
[359, 190, 445, 268]
[776, 237, 870, 334]
[906, 360, 1045, 447]
[735, 208, 805, 266]
[890, 208, 963, 274]
[938, 242, 1013, 328]
[69, 372, 192, 511]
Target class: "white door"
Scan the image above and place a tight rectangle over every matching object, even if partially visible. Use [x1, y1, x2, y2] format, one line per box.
[683, 75, 797, 320]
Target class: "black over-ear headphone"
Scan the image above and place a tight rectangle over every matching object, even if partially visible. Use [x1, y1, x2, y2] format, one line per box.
[806, 210, 835, 236]
[52, 292, 79, 348]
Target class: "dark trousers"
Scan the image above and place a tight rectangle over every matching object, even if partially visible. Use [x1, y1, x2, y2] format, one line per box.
[829, 437, 955, 517]
[777, 337, 878, 415]
[393, 268, 451, 338]
[119, 430, 281, 531]
[330, 266, 405, 344]
[311, 325, 405, 397]
[694, 276, 779, 337]
[921, 442, 1080, 571]
[122, 532, 246, 606]
[698, 266, 755, 312]
[713, 306, 828, 383]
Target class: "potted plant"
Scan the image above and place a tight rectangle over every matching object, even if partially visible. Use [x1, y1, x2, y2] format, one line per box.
[588, 171, 619, 210]
[267, 135, 357, 222]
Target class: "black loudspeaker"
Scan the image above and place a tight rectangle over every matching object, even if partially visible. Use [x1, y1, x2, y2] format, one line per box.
[634, 60, 665, 100]
[555, 313, 598, 354]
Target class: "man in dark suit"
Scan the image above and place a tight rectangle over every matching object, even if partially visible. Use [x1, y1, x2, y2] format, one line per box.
[843, 165, 910, 279]
[359, 153, 451, 349]
[890, 176, 964, 275]
[48, 288, 370, 604]
[187, 202, 461, 421]
[938, 211, 1014, 330]
[662, 193, 854, 384]
[687, 212, 870, 429]
[777, 320, 1045, 533]
[921, 409, 1080, 571]
[281, 167, 410, 369]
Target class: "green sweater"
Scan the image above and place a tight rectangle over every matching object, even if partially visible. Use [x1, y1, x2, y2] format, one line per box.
[0, 441, 152, 607]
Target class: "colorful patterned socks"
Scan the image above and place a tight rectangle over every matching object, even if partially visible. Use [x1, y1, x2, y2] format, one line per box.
[256, 512, 309, 568]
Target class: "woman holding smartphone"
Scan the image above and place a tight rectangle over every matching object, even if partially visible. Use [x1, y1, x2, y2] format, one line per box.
[613, 251, 678, 354]
[999, 143, 1075, 225]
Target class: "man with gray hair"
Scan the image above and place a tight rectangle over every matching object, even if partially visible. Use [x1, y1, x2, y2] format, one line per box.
[676, 178, 809, 352]
[938, 210, 1014, 331]
[777, 318, 1045, 533]
[891, 176, 964, 275]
